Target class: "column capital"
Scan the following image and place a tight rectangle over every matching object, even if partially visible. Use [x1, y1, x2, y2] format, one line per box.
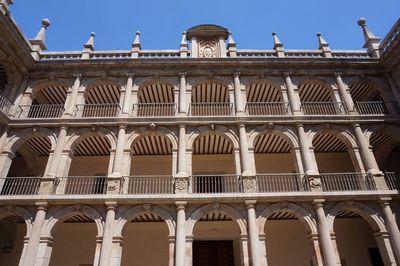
[233, 71, 241, 78]
[59, 125, 68, 131]
[118, 124, 127, 130]
[179, 72, 187, 77]
[179, 124, 186, 129]
[105, 201, 118, 210]
[126, 72, 135, 78]
[334, 72, 343, 78]
[296, 123, 305, 129]
[352, 123, 361, 128]
[35, 201, 49, 210]
[283, 72, 292, 78]
[238, 123, 246, 129]
[245, 200, 257, 208]
[312, 199, 325, 207]
[175, 201, 187, 210]
[73, 73, 82, 79]
[378, 197, 392, 204]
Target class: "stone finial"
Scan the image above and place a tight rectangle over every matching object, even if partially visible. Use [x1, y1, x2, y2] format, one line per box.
[227, 32, 237, 57]
[83, 32, 95, 51]
[0, 0, 13, 13]
[272, 32, 285, 57]
[131, 31, 141, 58]
[316, 32, 332, 58]
[30, 18, 51, 51]
[357, 17, 381, 58]
[180, 31, 188, 57]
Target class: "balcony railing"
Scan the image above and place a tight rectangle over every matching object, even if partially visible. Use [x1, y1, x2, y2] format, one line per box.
[354, 101, 388, 115]
[19, 104, 65, 118]
[133, 103, 176, 117]
[56, 176, 107, 195]
[256, 173, 309, 192]
[192, 175, 242, 193]
[0, 92, 16, 116]
[245, 102, 290, 116]
[189, 103, 233, 116]
[384, 172, 400, 190]
[320, 173, 376, 191]
[75, 104, 121, 117]
[301, 102, 347, 115]
[0, 177, 41, 195]
[125, 175, 174, 194]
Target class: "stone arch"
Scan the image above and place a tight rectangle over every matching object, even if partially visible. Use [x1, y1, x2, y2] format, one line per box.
[245, 79, 283, 102]
[258, 203, 318, 234]
[326, 201, 386, 233]
[137, 80, 175, 103]
[296, 78, 334, 102]
[0, 206, 34, 237]
[248, 125, 299, 150]
[4, 128, 58, 155]
[64, 127, 117, 153]
[191, 79, 230, 103]
[28, 79, 70, 104]
[187, 125, 239, 150]
[82, 78, 123, 104]
[42, 205, 104, 238]
[310, 124, 358, 150]
[114, 205, 175, 237]
[125, 126, 178, 151]
[187, 204, 247, 236]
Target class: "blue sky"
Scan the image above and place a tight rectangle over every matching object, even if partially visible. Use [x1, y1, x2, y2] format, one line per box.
[10, 0, 400, 51]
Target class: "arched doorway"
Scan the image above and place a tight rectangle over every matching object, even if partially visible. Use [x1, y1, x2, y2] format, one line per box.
[0, 213, 28, 265]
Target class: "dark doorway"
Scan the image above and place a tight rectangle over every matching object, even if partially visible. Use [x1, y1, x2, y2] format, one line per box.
[368, 248, 384, 266]
[193, 240, 234, 266]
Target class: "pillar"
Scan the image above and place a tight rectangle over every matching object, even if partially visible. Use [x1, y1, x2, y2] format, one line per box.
[374, 231, 397, 265]
[240, 234, 250, 266]
[233, 72, 245, 114]
[284, 73, 301, 114]
[335, 73, 355, 112]
[175, 201, 187, 266]
[307, 233, 324, 266]
[296, 124, 318, 175]
[246, 200, 261, 266]
[64, 74, 81, 116]
[22, 202, 48, 266]
[353, 124, 380, 173]
[175, 125, 188, 193]
[45, 126, 67, 177]
[313, 200, 337, 266]
[168, 235, 175, 266]
[99, 202, 117, 266]
[179, 73, 187, 115]
[258, 233, 268, 266]
[0, 151, 14, 178]
[112, 125, 126, 175]
[239, 124, 253, 175]
[122, 73, 134, 116]
[380, 199, 400, 264]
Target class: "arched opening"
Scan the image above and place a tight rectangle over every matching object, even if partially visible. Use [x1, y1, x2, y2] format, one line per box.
[253, 132, 303, 192]
[128, 134, 173, 194]
[136, 81, 175, 116]
[264, 210, 316, 266]
[298, 80, 343, 115]
[48, 212, 98, 266]
[246, 81, 287, 116]
[1, 136, 51, 195]
[312, 132, 368, 191]
[121, 211, 170, 266]
[21, 83, 67, 118]
[192, 133, 238, 193]
[79, 81, 121, 117]
[190, 81, 231, 116]
[192, 209, 242, 266]
[349, 81, 388, 115]
[63, 135, 111, 194]
[0, 214, 27, 265]
[0, 64, 8, 94]
[333, 210, 387, 266]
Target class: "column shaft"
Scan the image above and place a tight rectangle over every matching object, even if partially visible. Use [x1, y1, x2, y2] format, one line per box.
[46, 126, 67, 176]
[179, 73, 187, 114]
[246, 202, 260, 266]
[175, 202, 186, 266]
[112, 126, 126, 174]
[284, 73, 301, 113]
[233, 73, 244, 113]
[314, 203, 337, 266]
[238, 124, 252, 174]
[353, 124, 379, 172]
[381, 201, 400, 264]
[177, 125, 187, 175]
[335, 73, 354, 112]
[65, 74, 81, 116]
[99, 203, 117, 266]
[122, 74, 133, 115]
[296, 124, 315, 174]
[22, 203, 47, 266]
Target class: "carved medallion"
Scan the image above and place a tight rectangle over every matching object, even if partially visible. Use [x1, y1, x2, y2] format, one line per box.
[199, 38, 219, 58]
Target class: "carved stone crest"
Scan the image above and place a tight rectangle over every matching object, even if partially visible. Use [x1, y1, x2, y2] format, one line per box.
[199, 38, 219, 58]
[174, 178, 188, 193]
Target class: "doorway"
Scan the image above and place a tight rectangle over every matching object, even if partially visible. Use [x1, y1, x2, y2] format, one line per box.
[193, 240, 234, 266]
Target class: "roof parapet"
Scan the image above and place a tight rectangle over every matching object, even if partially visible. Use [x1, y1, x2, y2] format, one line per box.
[358, 17, 381, 58]
[317, 32, 332, 58]
[131, 31, 141, 58]
[272, 32, 285, 57]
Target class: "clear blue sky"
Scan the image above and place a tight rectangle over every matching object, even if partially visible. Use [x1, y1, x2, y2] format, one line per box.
[10, 0, 400, 51]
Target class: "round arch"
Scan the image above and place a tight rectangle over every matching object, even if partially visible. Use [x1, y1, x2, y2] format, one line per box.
[245, 79, 283, 102]
[137, 80, 175, 103]
[114, 205, 175, 237]
[0, 206, 34, 237]
[187, 125, 239, 150]
[4, 128, 58, 155]
[248, 125, 299, 150]
[191, 79, 230, 103]
[257, 203, 318, 234]
[125, 126, 178, 151]
[82, 78, 123, 104]
[296, 78, 334, 102]
[64, 127, 117, 153]
[310, 125, 358, 150]
[186, 204, 247, 236]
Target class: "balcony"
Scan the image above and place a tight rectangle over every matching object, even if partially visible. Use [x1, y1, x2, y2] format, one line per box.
[18, 104, 65, 118]
[319, 173, 376, 191]
[192, 175, 242, 193]
[354, 101, 388, 115]
[384, 172, 400, 190]
[132, 103, 176, 117]
[300, 102, 347, 115]
[56, 176, 107, 195]
[189, 103, 233, 116]
[245, 102, 290, 116]
[256, 173, 309, 192]
[125, 175, 174, 194]
[0, 177, 41, 195]
[75, 103, 121, 117]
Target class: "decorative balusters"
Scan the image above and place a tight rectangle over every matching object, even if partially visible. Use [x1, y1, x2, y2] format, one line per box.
[300, 102, 347, 115]
[192, 175, 242, 193]
[125, 175, 173, 194]
[75, 103, 121, 117]
[189, 103, 233, 116]
[19, 105, 64, 118]
[132, 103, 176, 117]
[245, 102, 290, 116]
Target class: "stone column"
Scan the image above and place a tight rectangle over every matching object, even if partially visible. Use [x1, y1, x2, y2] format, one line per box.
[296, 124, 318, 175]
[179, 73, 187, 115]
[374, 231, 397, 265]
[233, 72, 244, 114]
[99, 202, 117, 266]
[308, 233, 324, 266]
[284, 73, 301, 114]
[335, 73, 355, 112]
[239, 124, 256, 192]
[122, 73, 134, 116]
[240, 234, 250, 266]
[0, 151, 14, 178]
[175, 125, 188, 193]
[108, 126, 125, 194]
[175, 201, 187, 266]
[22, 202, 48, 266]
[168, 235, 175, 266]
[64, 74, 81, 116]
[46, 126, 67, 177]
[246, 201, 261, 266]
[313, 201, 337, 266]
[258, 233, 268, 266]
[380, 199, 400, 264]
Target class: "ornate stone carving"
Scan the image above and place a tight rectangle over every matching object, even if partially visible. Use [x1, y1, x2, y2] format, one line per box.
[107, 180, 119, 192]
[174, 177, 188, 193]
[308, 176, 322, 189]
[198, 38, 219, 58]
[242, 176, 257, 192]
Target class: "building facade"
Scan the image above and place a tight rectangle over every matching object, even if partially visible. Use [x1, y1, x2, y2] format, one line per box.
[0, 1, 400, 265]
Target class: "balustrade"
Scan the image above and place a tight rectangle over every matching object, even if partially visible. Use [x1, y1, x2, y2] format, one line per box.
[354, 101, 388, 115]
[19, 104, 64, 118]
[384, 172, 400, 190]
[132, 103, 176, 117]
[56, 176, 107, 195]
[189, 103, 233, 116]
[125, 175, 173, 194]
[192, 175, 242, 193]
[75, 103, 121, 117]
[0, 177, 41, 195]
[256, 173, 308, 192]
[245, 102, 290, 116]
[300, 102, 347, 115]
[320, 173, 376, 191]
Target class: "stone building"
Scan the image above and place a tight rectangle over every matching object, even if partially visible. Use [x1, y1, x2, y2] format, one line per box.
[0, 1, 400, 265]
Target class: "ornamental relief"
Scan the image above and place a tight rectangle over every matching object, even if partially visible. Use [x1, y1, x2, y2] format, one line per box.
[198, 38, 219, 58]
